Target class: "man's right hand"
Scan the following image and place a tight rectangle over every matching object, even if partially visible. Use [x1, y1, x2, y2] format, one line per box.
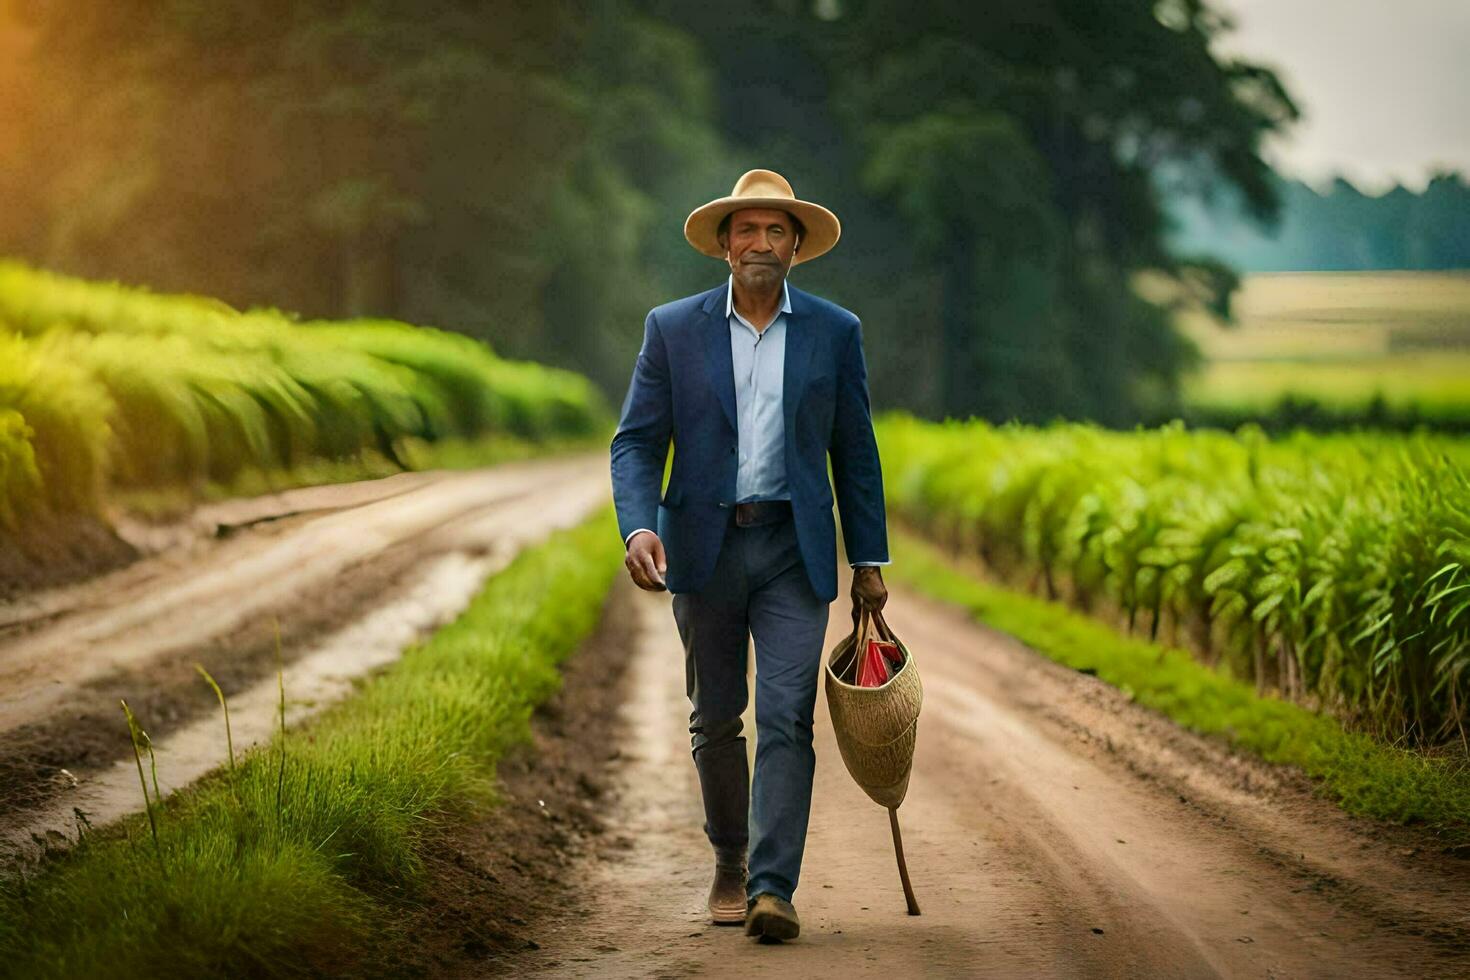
[625, 531, 668, 592]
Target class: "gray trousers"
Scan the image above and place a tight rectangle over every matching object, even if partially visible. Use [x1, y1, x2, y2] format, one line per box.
[672, 512, 831, 904]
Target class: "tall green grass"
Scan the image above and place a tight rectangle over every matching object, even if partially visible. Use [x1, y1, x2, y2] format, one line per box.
[885, 527, 1470, 842]
[0, 505, 622, 979]
[0, 260, 608, 532]
[876, 411, 1470, 745]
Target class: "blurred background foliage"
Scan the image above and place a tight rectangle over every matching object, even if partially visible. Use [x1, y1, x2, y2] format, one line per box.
[0, 0, 1317, 428]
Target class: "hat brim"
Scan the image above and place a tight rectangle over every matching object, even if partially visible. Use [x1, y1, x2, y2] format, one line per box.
[684, 197, 840, 266]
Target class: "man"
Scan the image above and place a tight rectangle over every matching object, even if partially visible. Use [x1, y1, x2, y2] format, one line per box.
[609, 169, 889, 943]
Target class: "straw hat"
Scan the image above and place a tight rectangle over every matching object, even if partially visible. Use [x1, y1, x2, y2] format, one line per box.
[684, 169, 841, 265]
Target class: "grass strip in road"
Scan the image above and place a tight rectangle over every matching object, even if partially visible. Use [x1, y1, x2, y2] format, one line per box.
[885, 526, 1470, 849]
[0, 504, 622, 980]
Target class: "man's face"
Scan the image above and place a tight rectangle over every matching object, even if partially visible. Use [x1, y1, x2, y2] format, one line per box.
[723, 207, 798, 292]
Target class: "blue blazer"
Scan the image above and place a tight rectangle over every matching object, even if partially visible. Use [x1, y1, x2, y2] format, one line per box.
[609, 279, 888, 602]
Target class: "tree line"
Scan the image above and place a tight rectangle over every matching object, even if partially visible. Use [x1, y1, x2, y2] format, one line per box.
[1166, 169, 1470, 272]
[0, 0, 1298, 427]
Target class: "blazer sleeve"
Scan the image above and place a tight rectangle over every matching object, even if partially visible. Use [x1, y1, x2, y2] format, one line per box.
[828, 317, 890, 565]
[610, 310, 673, 547]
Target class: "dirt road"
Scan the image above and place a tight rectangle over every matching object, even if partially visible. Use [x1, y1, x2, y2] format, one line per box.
[507, 572, 1470, 979]
[0, 452, 610, 848]
[4, 462, 1467, 977]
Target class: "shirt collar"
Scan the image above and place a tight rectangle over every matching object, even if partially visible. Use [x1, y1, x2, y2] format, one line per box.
[725, 274, 792, 322]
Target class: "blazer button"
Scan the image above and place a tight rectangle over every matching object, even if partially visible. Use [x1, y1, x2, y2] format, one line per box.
[717, 502, 729, 509]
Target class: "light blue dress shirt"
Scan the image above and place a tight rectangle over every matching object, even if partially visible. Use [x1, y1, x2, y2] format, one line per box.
[729, 274, 791, 505]
[625, 275, 889, 569]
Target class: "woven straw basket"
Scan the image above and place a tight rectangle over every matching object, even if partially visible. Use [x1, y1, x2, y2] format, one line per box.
[824, 606, 923, 810]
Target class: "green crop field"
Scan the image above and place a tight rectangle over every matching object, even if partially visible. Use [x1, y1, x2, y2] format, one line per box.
[1186, 354, 1470, 419]
[875, 411, 1470, 746]
[0, 262, 611, 534]
[1153, 270, 1470, 426]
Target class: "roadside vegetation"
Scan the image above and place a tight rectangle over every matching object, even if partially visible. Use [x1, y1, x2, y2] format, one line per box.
[0, 505, 622, 979]
[0, 261, 610, 535]
[876, 412, 1470, 746]
[883, 527, 1470, 845]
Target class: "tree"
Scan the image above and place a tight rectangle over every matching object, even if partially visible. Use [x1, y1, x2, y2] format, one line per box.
[823, 0, 1298, 422]
[863, 111, 1063, 418]
[0, 0, 730, 399]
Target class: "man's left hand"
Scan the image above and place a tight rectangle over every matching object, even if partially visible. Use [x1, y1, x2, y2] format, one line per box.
[850, 566, 887, 626]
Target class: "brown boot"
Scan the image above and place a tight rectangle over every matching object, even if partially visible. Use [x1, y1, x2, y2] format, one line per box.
[708, 856, 748, 925]
[744, 893, 800, 942]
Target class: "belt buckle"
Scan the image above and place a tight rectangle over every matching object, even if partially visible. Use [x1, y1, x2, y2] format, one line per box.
[735, 500, 786, 527]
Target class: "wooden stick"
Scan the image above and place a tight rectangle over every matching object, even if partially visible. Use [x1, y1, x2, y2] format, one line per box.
[888, 806, 921, 915]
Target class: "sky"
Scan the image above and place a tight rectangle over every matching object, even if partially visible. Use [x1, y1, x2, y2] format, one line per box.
[1212, 0, 1470, 193]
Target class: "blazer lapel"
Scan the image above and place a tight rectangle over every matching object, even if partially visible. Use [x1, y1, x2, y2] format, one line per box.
[701, 279, 817, 443]
[782, 287, 817, 440]
[700, 282, 738, 435]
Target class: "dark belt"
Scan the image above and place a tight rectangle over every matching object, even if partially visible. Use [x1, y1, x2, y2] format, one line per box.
[732, 499, 792, 527]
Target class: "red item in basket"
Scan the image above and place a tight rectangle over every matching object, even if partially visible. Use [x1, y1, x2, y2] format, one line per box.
[856, 638, 904, 688]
